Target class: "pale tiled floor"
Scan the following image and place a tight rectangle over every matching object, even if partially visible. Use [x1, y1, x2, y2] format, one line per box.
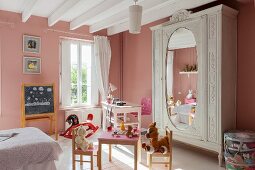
[55, 131, 225, 170]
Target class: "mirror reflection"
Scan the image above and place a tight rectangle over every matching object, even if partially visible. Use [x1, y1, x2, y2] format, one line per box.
[166, 28, 198, 130]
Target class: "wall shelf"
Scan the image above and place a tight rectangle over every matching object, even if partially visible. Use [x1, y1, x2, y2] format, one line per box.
[179, 71, 198, 77]
[179, 71, 198, 74]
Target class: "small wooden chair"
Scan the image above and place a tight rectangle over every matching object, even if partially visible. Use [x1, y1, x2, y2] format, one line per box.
[147, 127, 173, 170]
[72, 128, 98, 170]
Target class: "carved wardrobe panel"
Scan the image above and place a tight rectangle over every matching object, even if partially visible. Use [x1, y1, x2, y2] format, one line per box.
[151, 5, 238, 165]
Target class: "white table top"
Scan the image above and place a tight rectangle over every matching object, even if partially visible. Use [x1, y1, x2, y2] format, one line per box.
[101, 101, 141, 108]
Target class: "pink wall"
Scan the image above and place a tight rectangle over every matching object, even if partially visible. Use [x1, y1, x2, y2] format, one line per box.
[120, 19, 168, 127]
[0, 10, 94, 132]
[109, 33, 122, 98]
[236, 3, 255, 131]
[121, 18, 168, 103]
[172, 47, 197, 103]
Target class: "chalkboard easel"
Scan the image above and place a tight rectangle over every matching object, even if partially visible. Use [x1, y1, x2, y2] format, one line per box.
[21, 83, 58, 140]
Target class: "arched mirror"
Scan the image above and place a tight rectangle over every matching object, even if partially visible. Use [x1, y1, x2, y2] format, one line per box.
[166, 27, 198, 130]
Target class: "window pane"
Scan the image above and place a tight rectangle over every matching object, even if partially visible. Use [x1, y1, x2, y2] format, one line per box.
[71, 43, 78, 104]
[82, 66, 87, 103]
[81, 44, 91, 104]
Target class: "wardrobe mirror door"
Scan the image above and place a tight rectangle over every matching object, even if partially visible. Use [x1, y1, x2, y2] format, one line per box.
[166, 27, 198, 130]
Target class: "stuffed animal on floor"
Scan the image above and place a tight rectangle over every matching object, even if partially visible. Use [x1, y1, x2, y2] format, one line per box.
[142, 122, 169, 154]
[74, 126, 92, 152]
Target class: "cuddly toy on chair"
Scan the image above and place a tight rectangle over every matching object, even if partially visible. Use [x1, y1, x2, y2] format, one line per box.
[142, 122, 169, 154]
[75, 126, 92, 152]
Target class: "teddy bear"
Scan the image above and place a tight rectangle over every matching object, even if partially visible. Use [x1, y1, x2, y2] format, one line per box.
[142, 122, 169, 154]
[126, 125, 133, 138]
[74, 125, 92, 152]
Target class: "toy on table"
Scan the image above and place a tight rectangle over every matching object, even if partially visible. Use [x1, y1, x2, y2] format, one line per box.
[74, 126, 93, 151]
[120, 121, 125, 131]
[112, 130, 120, 137]
[126, 125, 133, 138]
[60, 114, 99, 139]
[142, 122, 170, 154]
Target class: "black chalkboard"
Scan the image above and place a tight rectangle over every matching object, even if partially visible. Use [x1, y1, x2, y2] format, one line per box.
[23, 85, 55, 115]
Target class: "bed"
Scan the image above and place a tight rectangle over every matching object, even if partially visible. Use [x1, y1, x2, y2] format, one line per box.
[0, 127, 62, 170]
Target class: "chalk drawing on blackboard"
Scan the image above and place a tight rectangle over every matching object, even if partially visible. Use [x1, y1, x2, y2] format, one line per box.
[23, 85, 55, 115]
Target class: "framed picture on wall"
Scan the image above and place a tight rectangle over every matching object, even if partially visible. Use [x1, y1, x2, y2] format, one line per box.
[23, 35, 41, 54]
[23, 57, 41, 74]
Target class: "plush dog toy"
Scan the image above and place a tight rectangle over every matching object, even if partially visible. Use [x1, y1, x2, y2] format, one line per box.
[142, 122, 169, 154]
[75, 126, 92, 151]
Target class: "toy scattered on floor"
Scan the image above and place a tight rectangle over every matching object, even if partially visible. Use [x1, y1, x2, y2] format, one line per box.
[142, 122, 169, 154]
[74, 126, 93, 151]
[60, 113, 99, 139]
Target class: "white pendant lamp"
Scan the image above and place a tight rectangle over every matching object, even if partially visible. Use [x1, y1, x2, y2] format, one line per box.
[129, 0, 142, 34]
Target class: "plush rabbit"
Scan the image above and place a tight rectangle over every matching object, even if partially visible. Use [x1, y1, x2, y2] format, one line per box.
[186, 90, 193, 99]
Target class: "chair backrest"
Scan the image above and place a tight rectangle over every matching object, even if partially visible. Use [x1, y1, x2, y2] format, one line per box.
[72, 128, 78, 151]
[166, 127, 173, 154]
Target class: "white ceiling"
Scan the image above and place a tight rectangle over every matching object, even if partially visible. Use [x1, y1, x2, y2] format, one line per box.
[0, 0, 218, 35]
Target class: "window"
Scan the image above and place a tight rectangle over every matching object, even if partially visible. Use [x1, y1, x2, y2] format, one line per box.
[60, 39, 98, 107]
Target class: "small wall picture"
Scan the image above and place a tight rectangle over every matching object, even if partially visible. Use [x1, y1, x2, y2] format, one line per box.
[23, 35, 41, 54]
[23, 57, 41, 74]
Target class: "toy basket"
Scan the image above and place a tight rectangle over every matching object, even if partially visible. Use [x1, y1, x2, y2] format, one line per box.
[224, 131, 255, 170]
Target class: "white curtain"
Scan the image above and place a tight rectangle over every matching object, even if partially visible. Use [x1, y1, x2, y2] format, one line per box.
[167, 51, 174, 97]
[60, 40, 72, 107]
[94, 36, 111, 100]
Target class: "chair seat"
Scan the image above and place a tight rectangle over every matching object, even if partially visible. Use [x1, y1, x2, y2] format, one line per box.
[146, 127, 172, 170]
[74, 145, 98, 155]
[148, 151, 170, 157]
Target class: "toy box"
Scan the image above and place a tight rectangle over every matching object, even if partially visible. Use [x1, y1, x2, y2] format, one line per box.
[224, 131, 255, 170]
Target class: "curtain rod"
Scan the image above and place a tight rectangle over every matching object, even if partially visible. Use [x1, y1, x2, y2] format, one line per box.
[59, 36, 94, 42]
[45, 28, 93, 38]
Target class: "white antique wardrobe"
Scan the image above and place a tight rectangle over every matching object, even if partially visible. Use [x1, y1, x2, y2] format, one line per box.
[151, 5, 238, 165]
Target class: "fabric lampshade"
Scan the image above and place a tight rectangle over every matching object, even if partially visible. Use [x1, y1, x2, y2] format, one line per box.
[129, 4, 142, 34]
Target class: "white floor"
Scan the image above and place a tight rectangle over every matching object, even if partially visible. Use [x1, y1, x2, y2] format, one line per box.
[55, 132, 225, 170]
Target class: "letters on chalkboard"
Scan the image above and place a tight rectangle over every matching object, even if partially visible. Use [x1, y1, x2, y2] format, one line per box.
[24, 85, 54, 115]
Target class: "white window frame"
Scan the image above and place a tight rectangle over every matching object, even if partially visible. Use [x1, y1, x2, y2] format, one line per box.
[59, 38, 98, 108]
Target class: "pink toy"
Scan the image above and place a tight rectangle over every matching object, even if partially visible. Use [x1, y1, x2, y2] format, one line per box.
[185, 98, 196, 104]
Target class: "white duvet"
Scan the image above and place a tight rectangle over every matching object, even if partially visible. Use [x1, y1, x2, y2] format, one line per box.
[0, 127, 62, 170]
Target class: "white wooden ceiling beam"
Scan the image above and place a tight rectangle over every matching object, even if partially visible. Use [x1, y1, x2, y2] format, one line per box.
[84, 0, 133, 26]
[22, 0, 39, 22]
[89, 0, 170, 33]
[69, 0, 107, 30]
[48, 0, 80, 27]
[107, 0, 217, 35]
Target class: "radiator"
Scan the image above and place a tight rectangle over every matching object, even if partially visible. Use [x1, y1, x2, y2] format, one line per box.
[64, 107, 102, 130]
